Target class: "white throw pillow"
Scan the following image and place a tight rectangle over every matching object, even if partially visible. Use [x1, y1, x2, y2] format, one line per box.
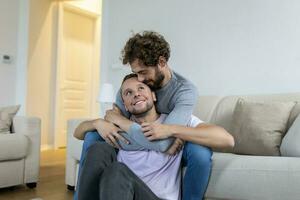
[280, 113, 300, 157]
[0, 105, 20, 134]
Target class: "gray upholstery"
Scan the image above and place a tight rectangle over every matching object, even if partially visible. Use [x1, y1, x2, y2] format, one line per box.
[66, 93, 300, 200]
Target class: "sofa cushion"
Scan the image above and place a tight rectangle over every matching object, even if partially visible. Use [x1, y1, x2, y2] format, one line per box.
[210, 93, 300, 132]
[0, 105, 20, 134]
[280, 113, 300, 157]
[0, 134, 29, 161]
[230, 99, 295, 156]
[204, 152, 300, 200]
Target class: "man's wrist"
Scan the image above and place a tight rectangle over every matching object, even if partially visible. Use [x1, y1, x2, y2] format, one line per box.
[92, 118, 102, 129]
[112, 115, 126, 127]
[167, 125, 176, 137]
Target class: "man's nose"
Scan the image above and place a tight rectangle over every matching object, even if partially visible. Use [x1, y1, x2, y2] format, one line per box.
[133, 91, 141, 98]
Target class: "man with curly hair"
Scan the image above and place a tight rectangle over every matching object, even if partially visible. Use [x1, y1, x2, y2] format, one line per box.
[76, 31, 213, 200]
[75, 74, 233, 200]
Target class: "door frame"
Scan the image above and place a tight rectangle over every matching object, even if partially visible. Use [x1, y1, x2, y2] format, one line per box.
[53, 2, 100, 149]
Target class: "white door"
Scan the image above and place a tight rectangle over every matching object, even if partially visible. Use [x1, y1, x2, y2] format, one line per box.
[54, 4, 100, 148]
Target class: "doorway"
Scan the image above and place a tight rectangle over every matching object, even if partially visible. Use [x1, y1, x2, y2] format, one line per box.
[54, 3, 100, 148]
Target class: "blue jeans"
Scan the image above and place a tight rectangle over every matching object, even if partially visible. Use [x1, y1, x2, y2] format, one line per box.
[75, 131, 212, 200]
[182, 142, 212, 200]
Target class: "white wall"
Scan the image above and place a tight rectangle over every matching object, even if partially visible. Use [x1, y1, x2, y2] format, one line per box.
[27, 0, 58, 149]
[0, 0, 19, 106]
[101, 0, 300, 96]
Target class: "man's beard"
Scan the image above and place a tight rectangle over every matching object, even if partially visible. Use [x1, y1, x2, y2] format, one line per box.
[144, 68, 165, 90]
[130, 101, 154, 117]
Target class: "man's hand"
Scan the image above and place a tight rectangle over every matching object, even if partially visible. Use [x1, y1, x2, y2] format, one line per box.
[165, 138, 185, 155]
[92, 119, 129, 148]
[105, 104, 126, 125]
[141, 123, 172, 140]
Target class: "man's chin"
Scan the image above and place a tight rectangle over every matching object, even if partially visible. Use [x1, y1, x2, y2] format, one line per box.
[130, 108, 149, 116]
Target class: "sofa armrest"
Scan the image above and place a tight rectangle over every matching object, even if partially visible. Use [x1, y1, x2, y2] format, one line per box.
[12, 116, 41, 183]
[66, 118, 92, 187]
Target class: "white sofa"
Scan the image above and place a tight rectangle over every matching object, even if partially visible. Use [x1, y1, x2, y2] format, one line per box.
[0, 116, 41, 188]
[66, 93, 300, 200]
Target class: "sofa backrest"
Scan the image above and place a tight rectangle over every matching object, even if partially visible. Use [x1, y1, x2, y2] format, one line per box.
[194, 93, 300, 132]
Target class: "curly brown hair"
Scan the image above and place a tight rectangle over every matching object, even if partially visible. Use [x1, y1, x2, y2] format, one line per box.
[121, 31, 170, 66]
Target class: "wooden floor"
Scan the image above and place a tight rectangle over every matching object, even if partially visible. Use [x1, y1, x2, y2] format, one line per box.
[0, 149, 74, 200]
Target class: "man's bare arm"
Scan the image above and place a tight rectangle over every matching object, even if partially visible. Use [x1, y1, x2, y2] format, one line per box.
[73, 118, 128, 148]
[73, 120, 97, 140]
[105, 107, 174, 152]
[143, 123, 235, 149]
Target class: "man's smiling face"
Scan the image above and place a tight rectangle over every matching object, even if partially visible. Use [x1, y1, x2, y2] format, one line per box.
[121, 76, 156, 115]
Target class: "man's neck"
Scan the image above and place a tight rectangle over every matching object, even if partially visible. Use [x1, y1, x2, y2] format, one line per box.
[160, 66, 172, 88]
[131, 108, 160, 124]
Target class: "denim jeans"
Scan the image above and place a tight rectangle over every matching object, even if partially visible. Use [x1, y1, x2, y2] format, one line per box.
[74, 131, 212, 200]
[182, 142, 212, 200]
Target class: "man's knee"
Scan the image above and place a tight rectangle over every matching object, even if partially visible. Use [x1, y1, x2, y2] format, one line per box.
[82, 131, 103, 150]
[183, 142, 212, 166]
[87, 142, 112, 156]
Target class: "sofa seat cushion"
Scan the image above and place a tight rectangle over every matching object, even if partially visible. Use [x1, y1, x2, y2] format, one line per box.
[205, 152, 300, 200]
[0, 133, 29, 161]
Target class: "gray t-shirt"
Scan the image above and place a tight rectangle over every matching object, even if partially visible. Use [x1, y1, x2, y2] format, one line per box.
[116, 70, 198, 152]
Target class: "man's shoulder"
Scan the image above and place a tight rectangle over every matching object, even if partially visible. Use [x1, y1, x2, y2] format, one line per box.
[172, 71, 197, 91]
[172, 71, 193, 84]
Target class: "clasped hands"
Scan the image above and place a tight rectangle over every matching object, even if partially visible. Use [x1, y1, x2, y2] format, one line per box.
[94, 104, 184, 155]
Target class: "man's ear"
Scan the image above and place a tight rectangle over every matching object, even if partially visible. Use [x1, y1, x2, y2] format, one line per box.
[152, 92, 157, 102]
[157, 56, 167, 69]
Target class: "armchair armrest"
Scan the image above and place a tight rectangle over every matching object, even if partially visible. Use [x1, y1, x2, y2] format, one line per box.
[12, 116, 41, 183]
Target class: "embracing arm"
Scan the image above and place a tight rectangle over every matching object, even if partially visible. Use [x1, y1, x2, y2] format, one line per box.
[162, 83, 198, 126]
[73, 120, 96, 140]
[142, 122, 235, 149]
[140, 83, 199, 152]
[167, 123, 234, 149]
[73, 118, 130, 149]
[114, 91, 174, 152]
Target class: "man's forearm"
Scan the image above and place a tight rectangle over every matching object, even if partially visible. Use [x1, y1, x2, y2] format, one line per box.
[168, 124, 235, 149]
[74, 120, 97, 140]
[112, 116, 133, 133]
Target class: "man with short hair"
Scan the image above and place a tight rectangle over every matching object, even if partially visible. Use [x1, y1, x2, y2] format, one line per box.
[76, 31, 225, 200]
[75, 74, 234, 200]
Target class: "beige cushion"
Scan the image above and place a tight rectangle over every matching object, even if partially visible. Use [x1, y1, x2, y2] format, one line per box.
[0, 133, 29, 161]
[0, 105, 20, 134]
[230, 99, 295, 156]
[280, 113, 300, 157]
